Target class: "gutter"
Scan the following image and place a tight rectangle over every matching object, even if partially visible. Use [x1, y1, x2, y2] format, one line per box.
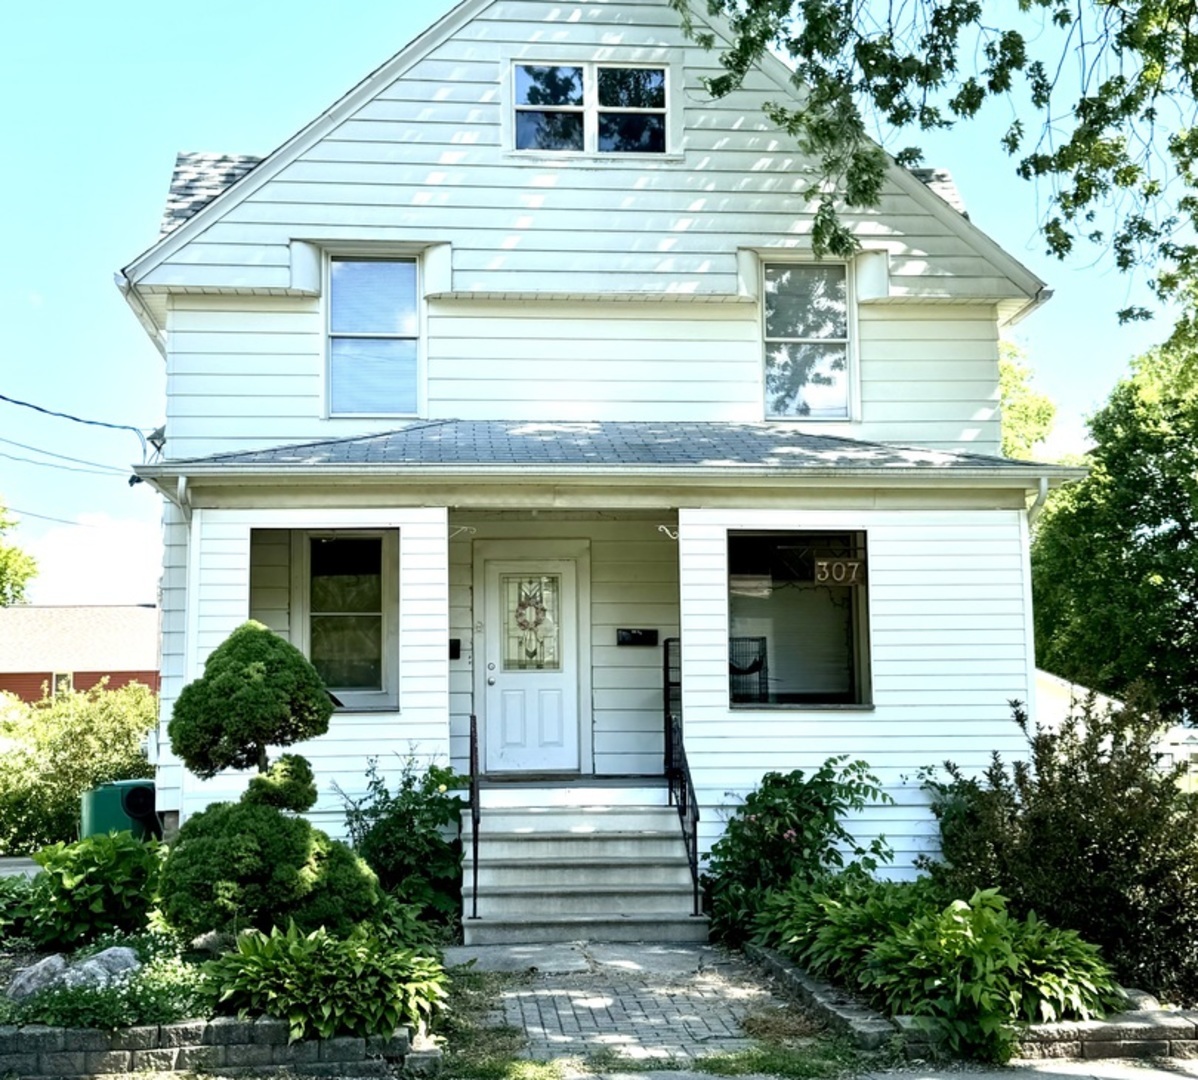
[135, 460, 1088, 489]
[1006, 285, 1055, 327]
[1026, 476, 1050, 526]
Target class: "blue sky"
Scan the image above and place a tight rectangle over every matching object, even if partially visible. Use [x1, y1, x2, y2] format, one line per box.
[0, 0, 1168, 605]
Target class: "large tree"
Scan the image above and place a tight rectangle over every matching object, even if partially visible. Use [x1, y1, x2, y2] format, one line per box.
[0, 502, 36, 606]
[1031, 346, 1198, 718]
[999, 342, 1056, 459]
[668, 0, 1198, 327]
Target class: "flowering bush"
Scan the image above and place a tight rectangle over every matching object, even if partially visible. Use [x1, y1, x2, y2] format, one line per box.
[703, 758, 893, 943]
[339, 756, 465, 925]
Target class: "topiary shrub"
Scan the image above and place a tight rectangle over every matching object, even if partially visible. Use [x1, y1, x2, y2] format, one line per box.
[919, 694, 1198, 1002]
[243, 754, 317, 813]
[0, 682, 156, 855]
[158, 801, 380, 940]
[702, 758, 893, 943]
[168, 620, 333, 777]
[24, 831, 162, 949]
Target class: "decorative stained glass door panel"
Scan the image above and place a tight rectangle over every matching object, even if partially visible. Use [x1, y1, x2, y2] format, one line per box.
[484, 560, 579, 772]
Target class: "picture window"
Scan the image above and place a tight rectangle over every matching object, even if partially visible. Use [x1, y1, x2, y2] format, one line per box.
[728, 531, 870, 706]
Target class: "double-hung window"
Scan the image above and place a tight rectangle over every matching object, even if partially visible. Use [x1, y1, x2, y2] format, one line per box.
[728, 531, 871, 706]
[763, 263, 852, 419]
[328, 257, 418, 416]
[249, 530, 400, 712]
[514, 64, 667, 153]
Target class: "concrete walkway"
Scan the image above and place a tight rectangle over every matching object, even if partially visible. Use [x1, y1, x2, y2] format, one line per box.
[443, 942, 1198, 1080]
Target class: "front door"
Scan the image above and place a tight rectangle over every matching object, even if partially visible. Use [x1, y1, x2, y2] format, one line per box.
[483, 559, 580, 772]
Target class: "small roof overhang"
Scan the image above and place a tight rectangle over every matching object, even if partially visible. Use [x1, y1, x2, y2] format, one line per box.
[135, 421, 1085, 504]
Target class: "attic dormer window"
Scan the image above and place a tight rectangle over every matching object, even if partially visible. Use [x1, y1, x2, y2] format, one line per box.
[515, 64, 666, 154]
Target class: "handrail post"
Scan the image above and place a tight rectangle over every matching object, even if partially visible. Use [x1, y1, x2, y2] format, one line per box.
[468, 713, 480, 921]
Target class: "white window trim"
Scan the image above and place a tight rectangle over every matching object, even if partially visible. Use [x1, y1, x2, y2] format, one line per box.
[726, 529, 873, 709]
[323, 253, 425, 420]
[502, 51, 684, 161]
[289, 530, 400, 712]
[760, 258, 860, 422]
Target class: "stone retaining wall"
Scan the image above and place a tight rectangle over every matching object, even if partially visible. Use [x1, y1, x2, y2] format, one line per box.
[747, 942, 1198, 1061]
[0, 1016, 442, 1078]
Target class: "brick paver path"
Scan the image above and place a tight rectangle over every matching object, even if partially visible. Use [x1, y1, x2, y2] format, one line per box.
[460, 943, 776, 1063]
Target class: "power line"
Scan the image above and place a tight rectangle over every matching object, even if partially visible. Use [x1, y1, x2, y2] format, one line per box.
[0, 450, 130, 478]
[3, 506, 95, 527]
[0, 436, 128, 474]
[0, 392, 148, 458]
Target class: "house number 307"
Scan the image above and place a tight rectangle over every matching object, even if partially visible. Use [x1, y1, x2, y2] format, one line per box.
[815, 559, 863, 584]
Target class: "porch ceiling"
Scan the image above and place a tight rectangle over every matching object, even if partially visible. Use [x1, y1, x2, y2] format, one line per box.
[139, 421, 1083, 491]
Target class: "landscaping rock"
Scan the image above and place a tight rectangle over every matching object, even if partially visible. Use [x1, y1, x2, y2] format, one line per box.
[5, 954, 67, 1000]
[5, 946, 140, 1000]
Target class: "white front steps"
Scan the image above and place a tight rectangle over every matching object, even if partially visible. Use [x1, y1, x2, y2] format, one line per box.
[461, 791, 708, 945]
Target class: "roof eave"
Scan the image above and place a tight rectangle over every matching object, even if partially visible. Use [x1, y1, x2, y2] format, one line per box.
[135, 460, 1088, 491]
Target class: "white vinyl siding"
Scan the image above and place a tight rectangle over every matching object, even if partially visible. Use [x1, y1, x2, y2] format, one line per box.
[678, 506, 1035, 878]
[164, 298, 1001, 457]
[156, 507, 449, 837]
[141, 1, 1033, 303]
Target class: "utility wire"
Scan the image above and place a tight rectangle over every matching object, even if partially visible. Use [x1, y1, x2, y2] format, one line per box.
[0, 436, 128, 475]
[0, 450, 129, 478]
[0, 392, 148, 458]
[4, 506, 95, 527]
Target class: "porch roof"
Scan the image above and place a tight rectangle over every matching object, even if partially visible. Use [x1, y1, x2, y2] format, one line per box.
[141, 421, 1081, 485]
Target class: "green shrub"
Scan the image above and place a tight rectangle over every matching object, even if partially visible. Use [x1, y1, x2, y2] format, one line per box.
[0, 874, 32, 940]
[861, 889, 1121, 1062]
[340, 756, 464, 924]
[920, 695, 1198, 1001]
[24, 832, 161, 949]
[204, 921, 448, 1041]
[757, 868, 946, 985]
[0, 682, 156, 855]
[158, 801, 379, 940]
[702, 758, 893, 943]
[168, 620, 333, 778]
[243, 753, 318, 812]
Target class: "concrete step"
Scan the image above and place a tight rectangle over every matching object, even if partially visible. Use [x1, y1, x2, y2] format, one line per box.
[476, 785, 670, 808]
[467, 831, 685, 860]
[462, 913, 710, 945]
[463, 805, 680, 834]
[464, 855, 693, 889]
[468, 883, 696, 917]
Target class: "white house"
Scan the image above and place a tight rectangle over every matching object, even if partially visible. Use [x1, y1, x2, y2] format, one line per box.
[122, 0, 1078, 942]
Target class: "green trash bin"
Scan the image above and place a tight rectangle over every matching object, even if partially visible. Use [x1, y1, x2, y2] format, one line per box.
[80, 780, 161, 841]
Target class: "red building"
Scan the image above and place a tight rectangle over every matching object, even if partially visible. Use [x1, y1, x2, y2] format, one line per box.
[0, 606, 160, 703]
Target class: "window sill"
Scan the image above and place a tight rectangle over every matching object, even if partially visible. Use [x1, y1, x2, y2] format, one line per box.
[506, 150, 685, 165]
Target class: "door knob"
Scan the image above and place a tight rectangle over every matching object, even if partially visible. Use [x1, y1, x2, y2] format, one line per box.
[487, 676, 496, 685]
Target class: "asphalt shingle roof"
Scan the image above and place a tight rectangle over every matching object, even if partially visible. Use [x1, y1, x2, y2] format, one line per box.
[0, 606, 159, 674]
[160, 421, 1045, 474]
[161, 152, 262, 235]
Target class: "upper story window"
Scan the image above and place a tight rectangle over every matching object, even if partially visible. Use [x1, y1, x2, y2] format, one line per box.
[763, 263, 851, 420]
[514, 64, 667, 154]
[328, 257, 418, 416]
